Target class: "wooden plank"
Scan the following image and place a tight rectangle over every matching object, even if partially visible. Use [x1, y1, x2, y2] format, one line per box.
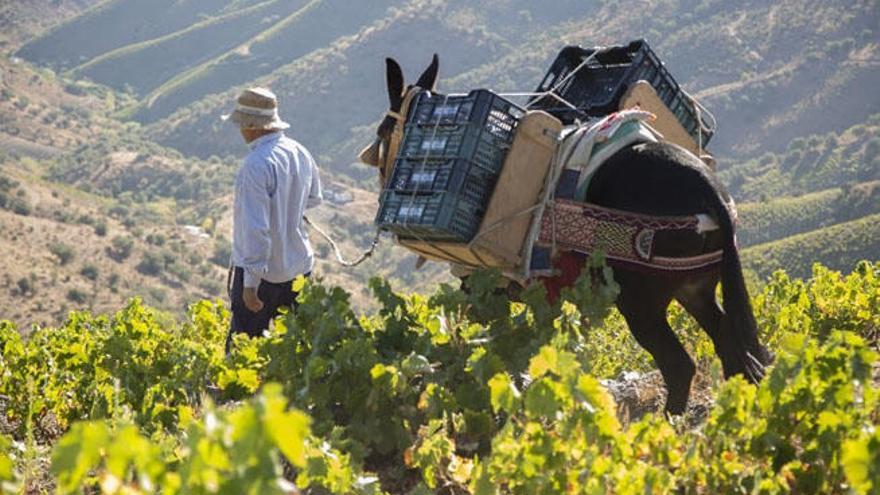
[474, 110, 562, 265]
[398, 239, 505, 267]
[619, 81, 713, 166]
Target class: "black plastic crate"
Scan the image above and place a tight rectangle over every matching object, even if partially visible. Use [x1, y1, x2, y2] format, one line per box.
[407, 88, 524, 127]
[376, 190, 484, 243]
[399, 89, 524, 172]
[530, 39, 715, 145]
[398, 124, 513, 174]
[376, 89, 524, 242]
[386, 157, 497, 206]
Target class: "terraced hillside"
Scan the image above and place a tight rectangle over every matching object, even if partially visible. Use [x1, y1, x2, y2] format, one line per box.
[737, 181, 880, 247]
[0, 9, 446, 328]
[743, 213, 880, 279]
[731, 117, 880, 277]
[2, 0, 878, 328]
[721, 116, 880, 201]
[17, 0, 879, 173]
[0, 0, 100, 46]
[2, 4, 878, 491]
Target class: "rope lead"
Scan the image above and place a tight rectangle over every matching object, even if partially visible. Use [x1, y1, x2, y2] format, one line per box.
[304, 216, 380, 267]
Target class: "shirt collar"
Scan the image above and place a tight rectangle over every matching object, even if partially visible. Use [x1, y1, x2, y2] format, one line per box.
[248, 131, 283, 150]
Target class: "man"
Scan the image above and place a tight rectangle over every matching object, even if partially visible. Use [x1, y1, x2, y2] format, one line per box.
[222, 87, 322, 350]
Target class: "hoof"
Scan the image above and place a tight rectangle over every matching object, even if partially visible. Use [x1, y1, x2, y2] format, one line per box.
[664, 399, 688, 416]
[664, 386, 690, 416]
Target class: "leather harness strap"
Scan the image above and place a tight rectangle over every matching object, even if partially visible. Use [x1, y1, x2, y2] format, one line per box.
[385, 110, 405, 121]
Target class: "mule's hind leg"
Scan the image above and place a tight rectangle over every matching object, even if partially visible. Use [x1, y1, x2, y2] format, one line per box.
[676, 279, 771, 384]
[675, 279, 740, 379]
[616, 280, 695, 415]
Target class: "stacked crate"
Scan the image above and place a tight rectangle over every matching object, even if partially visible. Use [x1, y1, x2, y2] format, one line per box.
[529, 39, 715, 146]
[376, 89, 525, 243]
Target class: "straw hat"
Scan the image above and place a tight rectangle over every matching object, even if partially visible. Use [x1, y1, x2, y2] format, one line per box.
[222, 87, 290, 130]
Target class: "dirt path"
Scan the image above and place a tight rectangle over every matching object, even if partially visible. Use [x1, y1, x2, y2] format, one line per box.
[694, 61, 800, 101]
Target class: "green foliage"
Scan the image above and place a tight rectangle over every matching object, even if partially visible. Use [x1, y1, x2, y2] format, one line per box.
[145, 233, 165, 246]
[10, 196, 32, 216]
[843, 429, 880, 494]
[80, 263, 99, 281]
[210, 237, 232, 268]
[465, 330, 879, 494]
[50, 384, 378, 494]
[744, 214, 880, 279]
[48, 241, 75, 265]
[16, 277, 32, 296]
[51, 422, 163, 494]
[108, 235, 134, 261]
[48, 133, 236, 204]
[0, 174, 31, 216]
[0, 300, 228, 436]
[721, 120, 880, 202]
[0, 433, 17, 492]
[93, 220, 108, 237]
[136, 250, 164, 276]
[737, 183, 880, 247]
[752, 261, 880, 347]
[66, 288, 89, 304]
[0, 174, 17, 193]
[1, 261, 878, 493]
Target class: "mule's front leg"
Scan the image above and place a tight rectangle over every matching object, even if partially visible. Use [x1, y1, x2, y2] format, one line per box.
[617, 290, 696, 415]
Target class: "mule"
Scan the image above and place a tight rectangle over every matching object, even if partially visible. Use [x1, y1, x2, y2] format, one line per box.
[360, 55, 773, 414]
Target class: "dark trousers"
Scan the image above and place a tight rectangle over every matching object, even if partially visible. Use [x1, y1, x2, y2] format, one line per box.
[225, 267, 307, 353]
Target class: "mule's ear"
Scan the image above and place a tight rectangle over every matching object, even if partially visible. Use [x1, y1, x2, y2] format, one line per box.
[385, 57, 404, 111]
[415, 53, 439, 91]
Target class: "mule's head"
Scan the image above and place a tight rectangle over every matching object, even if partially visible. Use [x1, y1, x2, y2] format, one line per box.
[358, 54, 439, 185]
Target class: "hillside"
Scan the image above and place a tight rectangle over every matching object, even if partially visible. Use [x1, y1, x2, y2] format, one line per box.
[743, 213, 880, 279]
[0, 3, 449, 328]
[2, 262, 878, 493]
[0, 0, 877, 329]
[0, 12, 238, 329]
[732, 117, 880, 276]
[0, 0, 100, 46]
[737, 181, 880, 247]
[0, 164, 228, 327]
[0, 54, 112, 156]
[16, 0, 879, 173]
[721, 116, 880, 202]
[155, 0, 880, 175]
[0, 3, 879, 491]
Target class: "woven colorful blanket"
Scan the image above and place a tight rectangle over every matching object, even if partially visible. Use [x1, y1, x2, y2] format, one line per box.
[525, 111, 725, 278]
[536, 199, 723, 275]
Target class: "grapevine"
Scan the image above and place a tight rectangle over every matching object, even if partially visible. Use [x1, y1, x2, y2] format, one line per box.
[0, 261, 877, 494]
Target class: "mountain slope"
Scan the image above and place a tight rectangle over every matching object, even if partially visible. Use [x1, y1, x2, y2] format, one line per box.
[0, 163, 229, 327]
[17, 0, 878, 172]
[743, 213, 880, 279]
[1, 0, 877, 328]
[0, 0, 100, 47]
[737, 181, 880, 247]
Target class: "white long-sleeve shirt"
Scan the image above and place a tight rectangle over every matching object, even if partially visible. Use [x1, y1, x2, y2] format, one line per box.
[232, 131, 322, 288]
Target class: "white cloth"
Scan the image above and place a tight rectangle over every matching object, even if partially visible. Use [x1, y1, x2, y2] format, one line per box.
[558, 110, 659, 200]
[232, 131, 323, 288]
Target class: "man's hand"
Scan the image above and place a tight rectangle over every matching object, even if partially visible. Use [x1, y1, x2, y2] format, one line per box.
[243, 287, 264, 312]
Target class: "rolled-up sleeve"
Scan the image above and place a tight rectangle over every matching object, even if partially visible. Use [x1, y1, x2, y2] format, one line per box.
[234, 161, 272, 288]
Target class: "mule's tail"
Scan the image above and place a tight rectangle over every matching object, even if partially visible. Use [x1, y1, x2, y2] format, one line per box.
[709, 191, 773, 384]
